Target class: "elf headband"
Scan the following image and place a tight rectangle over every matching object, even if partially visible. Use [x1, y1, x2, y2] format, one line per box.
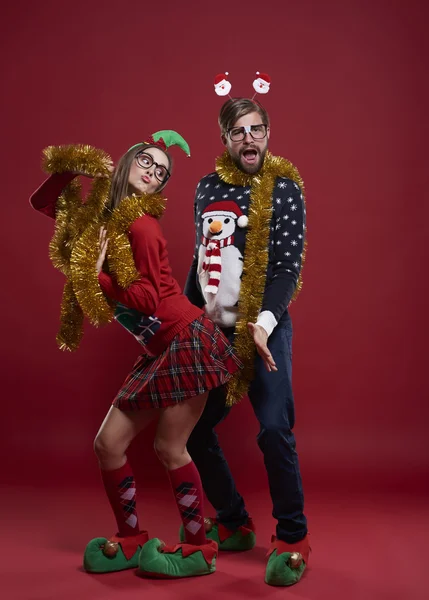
[128, 130, 191, 157]
[213, 72, 271, 99]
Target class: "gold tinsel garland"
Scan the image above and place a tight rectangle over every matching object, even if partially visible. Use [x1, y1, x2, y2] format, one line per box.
[42, 144, 112, 178]
[67, 173, 113, 329]
[56, 280, 84, 351]
[45, 144, 113, 274]
[43, 145, 113, 350]
[107, 193, 166, 288]
[69, 192, 166, 327]
[43, 143, 168, 350]
[214, 151, 307, 406]
[49, 178, 82, 277]
[70, 220, 114, 327]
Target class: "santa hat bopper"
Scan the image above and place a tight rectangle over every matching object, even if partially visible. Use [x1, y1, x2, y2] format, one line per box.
[128, 130, 191, 156]
[253, 71, 271, 95]
[202, 201, 248, 228]
[214, 72, 228, 86]
[256, 72, 270, 85]
[214, 72, 232, 96]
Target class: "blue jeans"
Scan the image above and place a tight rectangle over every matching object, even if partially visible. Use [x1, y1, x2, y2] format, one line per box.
[187, 312, 307, 543]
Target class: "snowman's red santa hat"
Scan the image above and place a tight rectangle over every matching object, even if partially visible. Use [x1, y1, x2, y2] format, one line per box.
[202, 201, 248, 228]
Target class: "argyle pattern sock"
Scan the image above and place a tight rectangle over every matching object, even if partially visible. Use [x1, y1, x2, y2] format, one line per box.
[167, 461, 206, 545]
[101, 461, 139, 537]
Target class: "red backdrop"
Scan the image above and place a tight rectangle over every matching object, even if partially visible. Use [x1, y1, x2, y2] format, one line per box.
[1, 0, 428, 496]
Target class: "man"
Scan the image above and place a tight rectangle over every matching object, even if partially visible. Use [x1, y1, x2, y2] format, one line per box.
[183, 98, 310, 586]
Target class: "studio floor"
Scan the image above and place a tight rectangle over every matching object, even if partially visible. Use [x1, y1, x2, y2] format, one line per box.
[2, 484, 428, 600]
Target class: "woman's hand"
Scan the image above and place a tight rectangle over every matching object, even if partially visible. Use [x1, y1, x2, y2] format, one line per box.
[72, 161, 115, 178]
[96, 227, 109, 274]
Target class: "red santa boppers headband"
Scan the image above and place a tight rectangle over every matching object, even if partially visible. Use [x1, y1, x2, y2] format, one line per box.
[202, 201, 249, 228]
[213, 72, 271, 99]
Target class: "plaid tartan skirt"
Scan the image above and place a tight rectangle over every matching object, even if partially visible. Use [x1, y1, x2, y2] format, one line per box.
[113, 315, 243, 410]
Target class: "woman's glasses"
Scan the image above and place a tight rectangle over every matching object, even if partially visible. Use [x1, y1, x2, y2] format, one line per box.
[135, 152, 170, 183]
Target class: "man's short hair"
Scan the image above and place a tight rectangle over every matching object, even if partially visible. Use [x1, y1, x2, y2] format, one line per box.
[218, 98, 270, 134]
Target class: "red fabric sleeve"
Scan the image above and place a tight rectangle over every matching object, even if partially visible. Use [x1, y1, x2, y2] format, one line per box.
[29, 172, 77, 219]
[98, 216, 162, 315]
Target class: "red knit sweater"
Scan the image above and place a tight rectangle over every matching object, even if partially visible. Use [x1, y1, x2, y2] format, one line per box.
[30, 173, 202, 355]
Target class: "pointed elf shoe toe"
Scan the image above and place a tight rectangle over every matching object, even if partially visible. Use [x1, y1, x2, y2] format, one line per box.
[138, 538, 218, 578]
[265, 534, 311, 586]
[83, 530, 149, 573]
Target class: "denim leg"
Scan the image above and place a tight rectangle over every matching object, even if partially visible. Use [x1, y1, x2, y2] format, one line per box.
[248, 316, 307, 543]
[187, 384, 249, 529]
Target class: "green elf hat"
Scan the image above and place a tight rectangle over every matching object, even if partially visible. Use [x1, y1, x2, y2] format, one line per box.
[128, 130, 191, 157]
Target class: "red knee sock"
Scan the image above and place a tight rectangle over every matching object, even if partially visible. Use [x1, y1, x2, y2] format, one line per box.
[101, 461, 140, 537]
[167, 461, 206, 546]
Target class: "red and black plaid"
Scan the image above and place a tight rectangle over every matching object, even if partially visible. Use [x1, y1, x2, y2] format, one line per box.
[113, 315, 242, 410]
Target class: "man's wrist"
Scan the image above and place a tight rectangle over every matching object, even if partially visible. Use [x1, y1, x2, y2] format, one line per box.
[256, 311, 278, 337]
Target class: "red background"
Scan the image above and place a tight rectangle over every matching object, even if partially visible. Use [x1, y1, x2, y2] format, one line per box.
[1, 0, 428, 501]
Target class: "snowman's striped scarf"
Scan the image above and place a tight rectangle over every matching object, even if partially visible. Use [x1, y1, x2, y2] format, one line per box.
[201, 235, 234, 294]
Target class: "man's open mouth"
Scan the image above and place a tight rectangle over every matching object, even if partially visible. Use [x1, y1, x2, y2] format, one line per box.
[241, 149, 258, 164]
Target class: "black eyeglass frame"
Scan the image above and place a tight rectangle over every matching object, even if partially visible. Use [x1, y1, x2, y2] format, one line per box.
[226, 123, 268, 142]
[135, 151, 171, 183]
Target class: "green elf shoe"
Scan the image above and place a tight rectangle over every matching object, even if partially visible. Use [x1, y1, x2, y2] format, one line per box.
[83, 530, 149, 573]
[265, 534, 311, 586]
[138, 538, 218, 578]
[180, 517, 256, 551]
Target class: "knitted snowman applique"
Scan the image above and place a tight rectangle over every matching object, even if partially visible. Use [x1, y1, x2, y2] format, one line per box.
[198, 201, 248, 327]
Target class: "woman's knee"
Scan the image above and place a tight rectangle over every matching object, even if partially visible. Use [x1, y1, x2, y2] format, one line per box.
[94, 432, 126, 462]
[154, 438, 186, 469]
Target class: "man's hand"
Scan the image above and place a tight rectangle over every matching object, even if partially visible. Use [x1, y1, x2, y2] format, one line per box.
[247, 322, 277, 372]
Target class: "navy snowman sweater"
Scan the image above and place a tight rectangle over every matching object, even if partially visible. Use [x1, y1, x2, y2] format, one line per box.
[184, 171, 306, 336]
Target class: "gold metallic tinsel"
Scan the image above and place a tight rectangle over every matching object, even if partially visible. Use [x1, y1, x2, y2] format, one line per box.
[56, 280, 84, 351]
[107, 193, 166, 289]
[43, 145, 113, 349]
[75, 172, 111, 233]
[45, 145, 112, 245]
[215, 151, 307, 406]
[49, 178, 82, 276]
[42, 144, 112, 178]
[70, 191, 166, 330]
[70, 220, 114, 327]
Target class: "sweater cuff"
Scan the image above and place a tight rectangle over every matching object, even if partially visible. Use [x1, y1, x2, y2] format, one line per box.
[29, 172, 77, 218]
[256, 311, 278, 338]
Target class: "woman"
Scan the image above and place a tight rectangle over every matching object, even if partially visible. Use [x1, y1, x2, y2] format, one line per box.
[30, 131, 242, 578]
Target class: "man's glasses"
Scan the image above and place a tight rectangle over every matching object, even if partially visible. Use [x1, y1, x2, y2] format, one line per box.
[227, 124, 268, 142]
[135, 152, 170, 183]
